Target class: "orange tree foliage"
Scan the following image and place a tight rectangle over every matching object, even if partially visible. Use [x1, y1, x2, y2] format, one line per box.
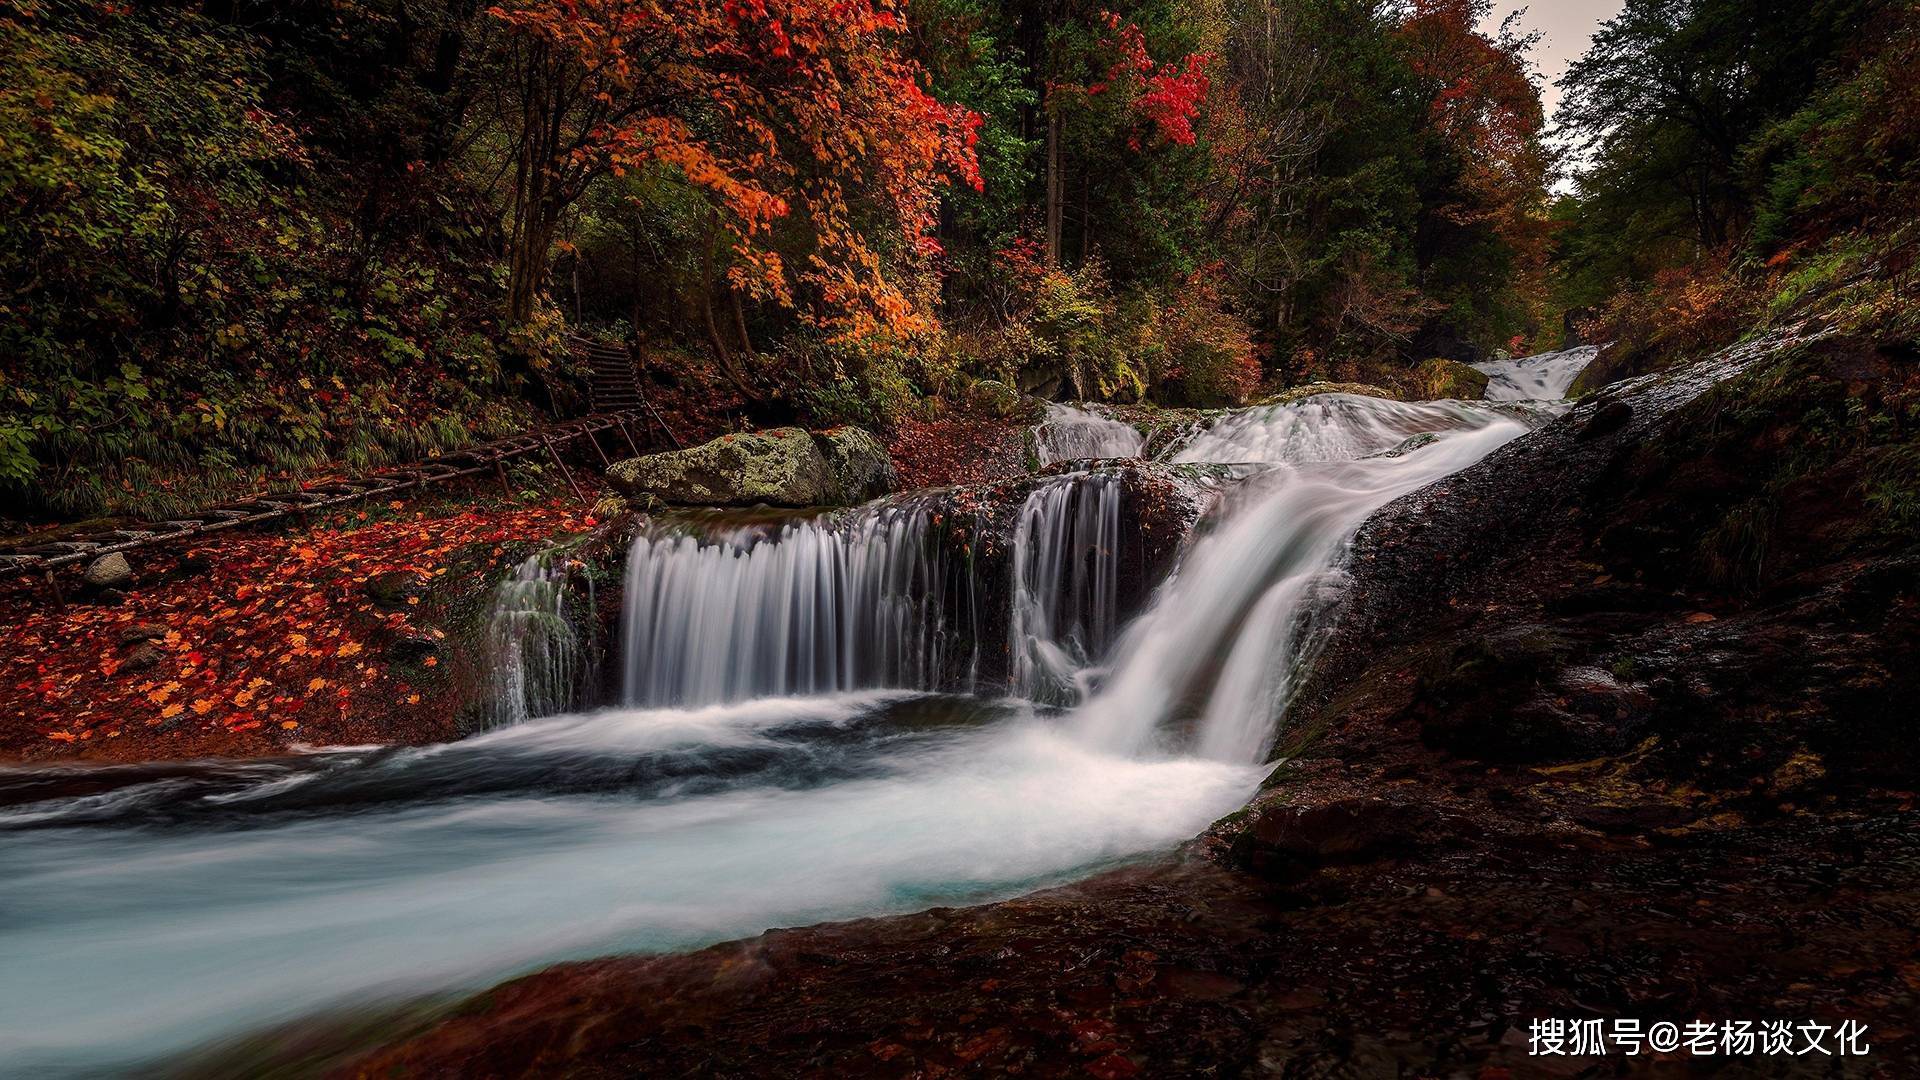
[1397, 0, 1550, 280]
[0, 495, 595, 761]
[487, 0, 981, 342]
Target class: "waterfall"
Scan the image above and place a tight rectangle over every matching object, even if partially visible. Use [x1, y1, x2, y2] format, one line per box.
[1076, 396, 1532, 761]
[0, 391, 1559, 1074]
[484, 555, 593, 728]
[620, 503, 958, 707]
[1473, 345, 1600, 401]
[1035, 405, 1145, 465]
[1172, 393, 1486, 465]
[1008, 473, 1125, 703]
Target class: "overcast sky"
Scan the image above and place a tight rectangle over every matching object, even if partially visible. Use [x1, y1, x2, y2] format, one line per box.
[1478, 1, 1624, 125]
[1479, 1, 1624, 185]
[1482, 1, 1620, 121]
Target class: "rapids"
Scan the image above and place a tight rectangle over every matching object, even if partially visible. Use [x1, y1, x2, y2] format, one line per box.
[0, 376, 1561, 1076]
[1034, 404, 1146, 464]
[1473, 345, 1599, 401]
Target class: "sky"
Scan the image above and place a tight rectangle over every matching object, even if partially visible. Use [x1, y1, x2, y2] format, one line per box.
[1479, 1, 1625, 186]
[1478, 0, 1624, 126]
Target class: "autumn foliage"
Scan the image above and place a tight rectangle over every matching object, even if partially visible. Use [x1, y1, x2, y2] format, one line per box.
[487, 0, 982, 342]
[0, 495, 597, 760]
[1073, 12, 1213, 151]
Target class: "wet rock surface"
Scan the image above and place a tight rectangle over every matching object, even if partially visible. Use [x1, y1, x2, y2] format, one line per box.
[353, 332, 1920, 1078]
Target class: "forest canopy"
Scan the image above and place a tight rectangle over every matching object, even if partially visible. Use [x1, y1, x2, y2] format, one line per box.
[2, 0, 1912, 517]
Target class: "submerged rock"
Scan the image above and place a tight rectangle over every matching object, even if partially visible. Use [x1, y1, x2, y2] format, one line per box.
[609, 426, 896, 509]
[1255, 382, 1398, 408]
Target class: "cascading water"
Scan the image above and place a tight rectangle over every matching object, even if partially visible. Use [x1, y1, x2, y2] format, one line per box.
[0, 388, 1552, 1077]
[1473, 345, 1600, 401]
[1075, 395, 1538, 761]
[1007, 472, 1125, 702]
[1035, 404, 1145, 464]
[483, 555, 592, 728]
[621, 503, 959, 706]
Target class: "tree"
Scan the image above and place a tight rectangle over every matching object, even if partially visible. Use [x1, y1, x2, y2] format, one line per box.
[482, 0, 981, 353]
[1397, 0, 1550, 349]
[1559, 0, 1884, 254]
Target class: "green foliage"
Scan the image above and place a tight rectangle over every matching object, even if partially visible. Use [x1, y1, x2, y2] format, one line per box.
[911, 0, 1038, 247]
[1553, 0, 1891, 303]
[0, 1, 530, 519]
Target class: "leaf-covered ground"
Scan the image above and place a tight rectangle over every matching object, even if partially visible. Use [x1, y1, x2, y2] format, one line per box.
[885, 415, 1032, 489]
[0, 489, 597, 763]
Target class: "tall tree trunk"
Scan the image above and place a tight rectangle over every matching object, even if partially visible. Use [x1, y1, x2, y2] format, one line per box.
[730, 290, 757, 359]
[702, 219, 760, 400]
[506, 43, 555, 328]
[1080, 171, 1091, 263]
[1046, 112, 1064, 264]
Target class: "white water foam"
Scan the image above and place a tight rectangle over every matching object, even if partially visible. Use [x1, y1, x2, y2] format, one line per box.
[0, 391, 1547, 1076]
[1076, 396, 1532, 760]
[1473, 345, 1600, 401]
[1035, 404, 1145, 464]
[621, 504, 956, 707]
[1008, 472, 1125, 702]
[0, 697, 1259, 1074]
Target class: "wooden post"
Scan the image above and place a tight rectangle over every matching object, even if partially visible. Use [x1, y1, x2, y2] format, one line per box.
[543, 435, 587, 503]
[495, 458, 513, 497]
[615, 417, 642, 456]
[584, 427, 611, 467]
[43, 569, 65, 610]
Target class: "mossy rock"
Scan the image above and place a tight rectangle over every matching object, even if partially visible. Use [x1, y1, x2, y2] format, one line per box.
[608, 427, 832, 507]
[1255, 382, 1400, 408]
[816, 426, 897, 505]
[961, 378, 1032, 419]
[1408, 358, 1490, 401]
[608, 426, 895, 508]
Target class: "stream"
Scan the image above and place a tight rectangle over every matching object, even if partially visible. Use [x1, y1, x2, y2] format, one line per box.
[0, 377, 1577, 1076]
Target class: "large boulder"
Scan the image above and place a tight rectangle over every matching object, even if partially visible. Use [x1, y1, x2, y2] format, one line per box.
[1407, 358, 1489, 401]
[609, 428, 830, 507]
[815, 427, 897, 505]
[608, 427, 895, 509]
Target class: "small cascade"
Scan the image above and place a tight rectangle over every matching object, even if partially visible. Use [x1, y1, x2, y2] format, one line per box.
[484, 555, 593, 728]
[1473, 345, 1600, 401]
[1172, 393, 1493, 465]
[1035, 405, 1145, 465]
[1078, 395, 1533, 761]
[1008, 473, 1126, 702]
[621, 503, 959, 707]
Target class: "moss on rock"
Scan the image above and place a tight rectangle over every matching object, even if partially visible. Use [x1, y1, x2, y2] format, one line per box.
[1408, 358, 1490, 401]
[815, 427, 897, 505]
[608, 428, 832, 507]
[608, 426, 897, 508]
